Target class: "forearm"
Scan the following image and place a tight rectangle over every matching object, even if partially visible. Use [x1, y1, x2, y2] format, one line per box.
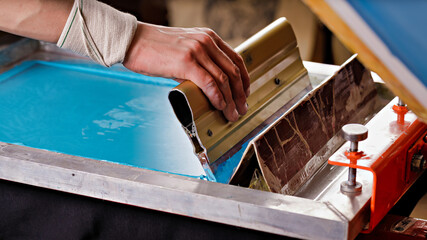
[0, 0, 249, 121]
[0, 0, 73, 42]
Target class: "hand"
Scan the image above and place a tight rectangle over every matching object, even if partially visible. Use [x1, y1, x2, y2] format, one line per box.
[123, 22, 250, 122]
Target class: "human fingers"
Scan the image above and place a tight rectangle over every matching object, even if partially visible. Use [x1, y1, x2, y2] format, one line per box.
[172, 47, 227, 112]
[182, 65, 229, 114]
[200, 28, 251, 97]
[122, 23, 241, 121]
[188, 32, 248, 116]
[134, 25, 249, 108]
[123, 30, 226, 114]
[183, 39, 240, 121]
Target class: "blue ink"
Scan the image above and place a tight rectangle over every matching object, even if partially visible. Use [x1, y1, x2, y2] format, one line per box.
[214, 141, 250, 184]
[0, 60, 206, 179]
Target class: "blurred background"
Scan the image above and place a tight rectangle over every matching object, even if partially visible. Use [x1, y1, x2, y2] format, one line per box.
[100, 0, 353, 65]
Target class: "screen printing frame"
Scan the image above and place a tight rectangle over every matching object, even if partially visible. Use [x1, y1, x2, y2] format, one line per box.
[0, 40, 384, 240]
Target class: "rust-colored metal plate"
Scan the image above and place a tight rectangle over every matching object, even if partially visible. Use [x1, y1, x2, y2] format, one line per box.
[230, 55, 378, 194]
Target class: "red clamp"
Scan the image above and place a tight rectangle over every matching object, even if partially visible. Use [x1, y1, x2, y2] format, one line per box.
[344, 150, 366, 165]
[392, 104, 408, 125]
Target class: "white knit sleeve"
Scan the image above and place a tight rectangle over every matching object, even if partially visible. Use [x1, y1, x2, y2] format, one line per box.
[57, 0, 137, 67]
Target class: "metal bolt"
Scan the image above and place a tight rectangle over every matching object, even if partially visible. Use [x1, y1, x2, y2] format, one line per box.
[207, 129, 213, 137]
[274, 78, 281, 85]
[398, 98, 406, 107]
[411, 153, 426, 172]
[340, 124, 368, 193]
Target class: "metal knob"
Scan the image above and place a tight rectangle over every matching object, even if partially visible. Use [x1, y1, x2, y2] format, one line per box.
[341, 124, 368, 193]
[342, 124, 368, 152]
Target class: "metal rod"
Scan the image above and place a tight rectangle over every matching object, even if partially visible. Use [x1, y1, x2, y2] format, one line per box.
[347, 141, 358, 186]
[348, 168, 357, 186]
[349, 142, 358, 152]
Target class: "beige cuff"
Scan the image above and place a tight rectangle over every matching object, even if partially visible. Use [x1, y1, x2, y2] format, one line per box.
[57, 0, 137, 67]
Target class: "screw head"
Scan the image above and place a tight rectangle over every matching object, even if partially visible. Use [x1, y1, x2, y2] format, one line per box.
[207, 129, 213, 137]
[342, 124, 368, 142]
[244, 54, 253, 66]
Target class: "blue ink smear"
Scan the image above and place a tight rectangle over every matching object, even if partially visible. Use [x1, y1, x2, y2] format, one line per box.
[214, 141, 251, 184]
[0, 60, 206, 179]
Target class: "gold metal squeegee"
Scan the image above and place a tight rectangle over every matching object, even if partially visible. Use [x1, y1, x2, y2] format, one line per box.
[169, 18, 311, 178]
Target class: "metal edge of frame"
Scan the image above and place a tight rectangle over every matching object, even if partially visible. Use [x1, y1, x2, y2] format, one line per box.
[0, 142, 349, 240]
[0, 36, 39, 69]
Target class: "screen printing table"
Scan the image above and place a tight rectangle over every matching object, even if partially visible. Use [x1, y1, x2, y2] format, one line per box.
[0, 30, 425, 240]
